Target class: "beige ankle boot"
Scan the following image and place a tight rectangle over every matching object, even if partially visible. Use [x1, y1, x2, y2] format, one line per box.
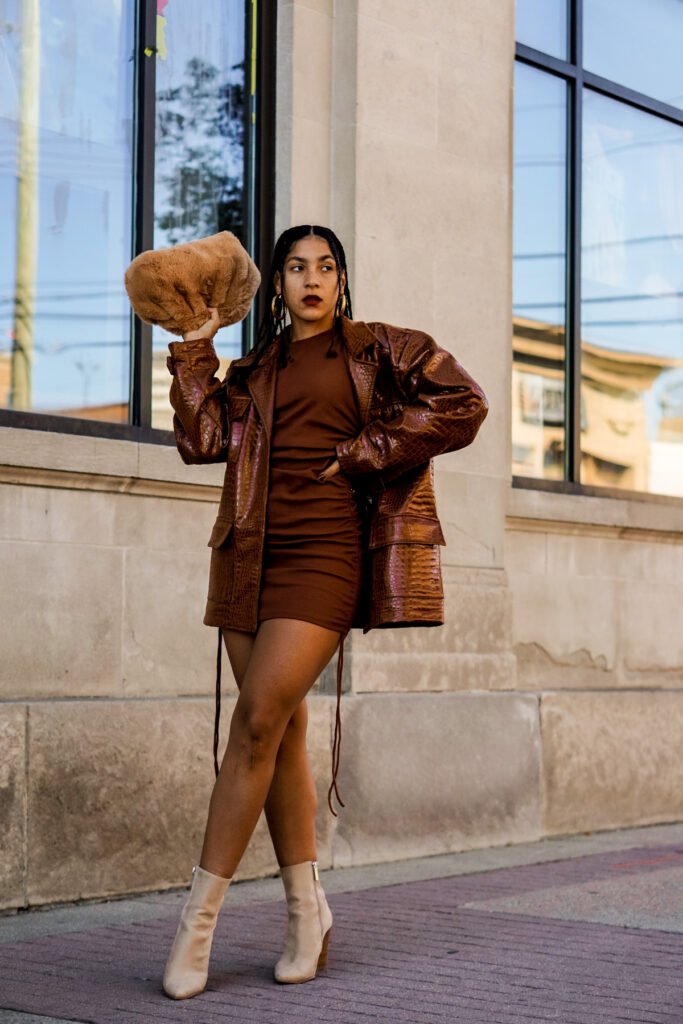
[274, 860, 333, 984]
[162, 865, 232, 999]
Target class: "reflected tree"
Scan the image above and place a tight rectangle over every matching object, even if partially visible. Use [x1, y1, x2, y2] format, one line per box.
[155, 56, 245, 246]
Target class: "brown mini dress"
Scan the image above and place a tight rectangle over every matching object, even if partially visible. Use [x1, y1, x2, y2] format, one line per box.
[257, 325, 364, 632]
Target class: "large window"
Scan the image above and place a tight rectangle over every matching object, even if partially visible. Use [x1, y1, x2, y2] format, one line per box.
[0, 1, 274, 438]
[514, 0, 683, 498]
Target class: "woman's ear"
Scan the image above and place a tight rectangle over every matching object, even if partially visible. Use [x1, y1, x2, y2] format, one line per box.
[273, 270, 282, 296]
[340, 270, 347, 294]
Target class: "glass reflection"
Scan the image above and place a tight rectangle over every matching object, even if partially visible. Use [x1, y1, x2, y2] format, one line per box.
[516, 0, 567, 58]
[512, 63, 568, 480]
[151, 1, 247, 431]
[0, 1, 134, 420]
[584, 0, 683, 110]
[581, 90, 683, 495]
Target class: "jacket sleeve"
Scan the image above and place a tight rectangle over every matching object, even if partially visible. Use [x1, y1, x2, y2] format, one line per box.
[335, 330, 488, 488]
[166, 338, 229, 465]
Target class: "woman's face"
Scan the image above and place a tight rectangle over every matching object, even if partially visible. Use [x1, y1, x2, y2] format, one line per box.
[275, 234, 346, 338]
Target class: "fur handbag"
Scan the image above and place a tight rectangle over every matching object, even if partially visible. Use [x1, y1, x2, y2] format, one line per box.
[124, 231, 261, 336]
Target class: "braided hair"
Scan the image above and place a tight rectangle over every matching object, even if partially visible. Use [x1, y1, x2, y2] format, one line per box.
[234, 225, 353, 381]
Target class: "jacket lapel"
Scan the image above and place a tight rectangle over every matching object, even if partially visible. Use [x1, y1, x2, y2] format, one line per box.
[243, 335, 281, 440]
[340, 318, 379, 426]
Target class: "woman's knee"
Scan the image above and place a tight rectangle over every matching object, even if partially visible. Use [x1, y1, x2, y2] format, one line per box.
[229, 699, 290, 768]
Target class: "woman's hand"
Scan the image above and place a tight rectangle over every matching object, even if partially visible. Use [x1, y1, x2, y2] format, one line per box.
[317, 459, 341, 482]
[183, 306, 221, 342]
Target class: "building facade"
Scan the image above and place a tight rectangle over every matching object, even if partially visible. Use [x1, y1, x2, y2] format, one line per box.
[1, 0, 682, 909]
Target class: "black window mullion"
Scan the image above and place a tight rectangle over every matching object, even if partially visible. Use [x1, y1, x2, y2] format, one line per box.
[242, 0, 276, 355]
[254, 0, 277, 334]
[565, 0, 583, 482]
[130, 0, 156, 429]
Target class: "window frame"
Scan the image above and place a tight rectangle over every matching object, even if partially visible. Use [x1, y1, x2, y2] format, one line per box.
[0, 0, 276, 444]
[515, 0, 683, 505]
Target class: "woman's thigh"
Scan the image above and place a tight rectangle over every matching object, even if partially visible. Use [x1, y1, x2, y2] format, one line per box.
[232, 618, 341, 734]
[222, 628, 257, 689]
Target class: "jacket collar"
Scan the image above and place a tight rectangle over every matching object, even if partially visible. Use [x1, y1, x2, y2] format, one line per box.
[340, 317, 378, 360]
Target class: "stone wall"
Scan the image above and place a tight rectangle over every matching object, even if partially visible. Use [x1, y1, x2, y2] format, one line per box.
[507, 487, 683, 837]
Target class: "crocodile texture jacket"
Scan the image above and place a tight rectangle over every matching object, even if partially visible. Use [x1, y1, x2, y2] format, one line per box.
[166, 316, 489, 635]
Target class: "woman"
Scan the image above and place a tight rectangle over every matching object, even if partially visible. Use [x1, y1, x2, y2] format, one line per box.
[161, 224, 488, 999]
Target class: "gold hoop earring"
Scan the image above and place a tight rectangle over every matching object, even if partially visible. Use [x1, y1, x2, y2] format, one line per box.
[271, 294, 286, 322]
[338, 294, 348, 316]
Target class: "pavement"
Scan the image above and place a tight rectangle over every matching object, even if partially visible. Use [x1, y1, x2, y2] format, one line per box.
[1, 822, 683, 1023]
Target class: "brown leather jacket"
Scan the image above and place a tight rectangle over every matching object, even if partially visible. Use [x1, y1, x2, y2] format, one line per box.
[167, 316, 488, 636]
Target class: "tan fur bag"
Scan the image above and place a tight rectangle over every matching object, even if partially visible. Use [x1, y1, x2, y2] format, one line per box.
[124, 231, 261, 336]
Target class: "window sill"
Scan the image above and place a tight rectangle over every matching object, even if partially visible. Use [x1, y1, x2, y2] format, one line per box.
[509, 477, 683, 538]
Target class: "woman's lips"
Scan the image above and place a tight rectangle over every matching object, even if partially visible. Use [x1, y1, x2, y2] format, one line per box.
[303, 296, 322, 305]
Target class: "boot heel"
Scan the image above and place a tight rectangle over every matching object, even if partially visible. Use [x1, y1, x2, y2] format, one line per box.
[316, 927, 331, 971]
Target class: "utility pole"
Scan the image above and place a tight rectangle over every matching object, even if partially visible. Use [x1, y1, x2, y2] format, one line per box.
[11, 0, 40, 410]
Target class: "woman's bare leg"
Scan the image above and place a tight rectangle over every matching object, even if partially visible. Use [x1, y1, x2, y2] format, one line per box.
[199, 618, 340, 879]
[220, 626, 319, 867]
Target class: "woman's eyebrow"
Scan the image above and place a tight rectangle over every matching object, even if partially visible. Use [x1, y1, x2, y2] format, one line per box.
[285, 254, 335, 264]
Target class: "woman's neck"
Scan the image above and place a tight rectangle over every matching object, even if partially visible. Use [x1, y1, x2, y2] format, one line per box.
[288, 314, 336, 342]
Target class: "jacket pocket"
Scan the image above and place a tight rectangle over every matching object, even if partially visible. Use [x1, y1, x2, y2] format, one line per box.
[368, 514, 446, 549]
[207, 514, 234, 549]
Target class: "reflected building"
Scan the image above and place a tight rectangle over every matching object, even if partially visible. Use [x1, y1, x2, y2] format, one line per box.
[513, 316, 683, 492]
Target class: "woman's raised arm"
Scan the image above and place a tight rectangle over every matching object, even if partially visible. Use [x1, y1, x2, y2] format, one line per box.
[166, 308, 230, 465]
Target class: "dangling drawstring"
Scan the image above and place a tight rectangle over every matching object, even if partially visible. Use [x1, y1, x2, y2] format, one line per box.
[327, 630, 348, 816]
[213, 627, 222, 778]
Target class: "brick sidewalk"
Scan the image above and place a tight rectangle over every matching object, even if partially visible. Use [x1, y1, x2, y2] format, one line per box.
[1, 827, 683, 1024]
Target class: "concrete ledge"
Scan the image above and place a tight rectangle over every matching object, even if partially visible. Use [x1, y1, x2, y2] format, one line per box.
[508, 484, 683, 537]
[0, 427, 224, 496]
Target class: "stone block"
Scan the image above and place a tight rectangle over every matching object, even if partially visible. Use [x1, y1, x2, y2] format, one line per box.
[619, 581, 683, 682]
[0, 484, 116, 547]
[505, 528, 547, 576]
[112, 491, 217, 553]
[26, 696, 336, 905]
[436, 472, 507, 569]
[511, 571, 617, 689]
[27, 699, 217, 904]
[122, 547, 226, 697]
[0, 541, 123, 699]
[541, 691, 683, 835]
[0, 705, 26, 910]
[352, 650, 515, 693]
[333, 692, 541, 866]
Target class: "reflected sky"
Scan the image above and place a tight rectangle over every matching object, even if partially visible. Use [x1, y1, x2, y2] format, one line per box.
[584, 0, 683, 110]
[516, 0, 568, 59]
[1, 0, 134, 414]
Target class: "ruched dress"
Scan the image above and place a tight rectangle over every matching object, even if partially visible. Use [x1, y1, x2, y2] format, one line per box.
[257, 325, 364, 632]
